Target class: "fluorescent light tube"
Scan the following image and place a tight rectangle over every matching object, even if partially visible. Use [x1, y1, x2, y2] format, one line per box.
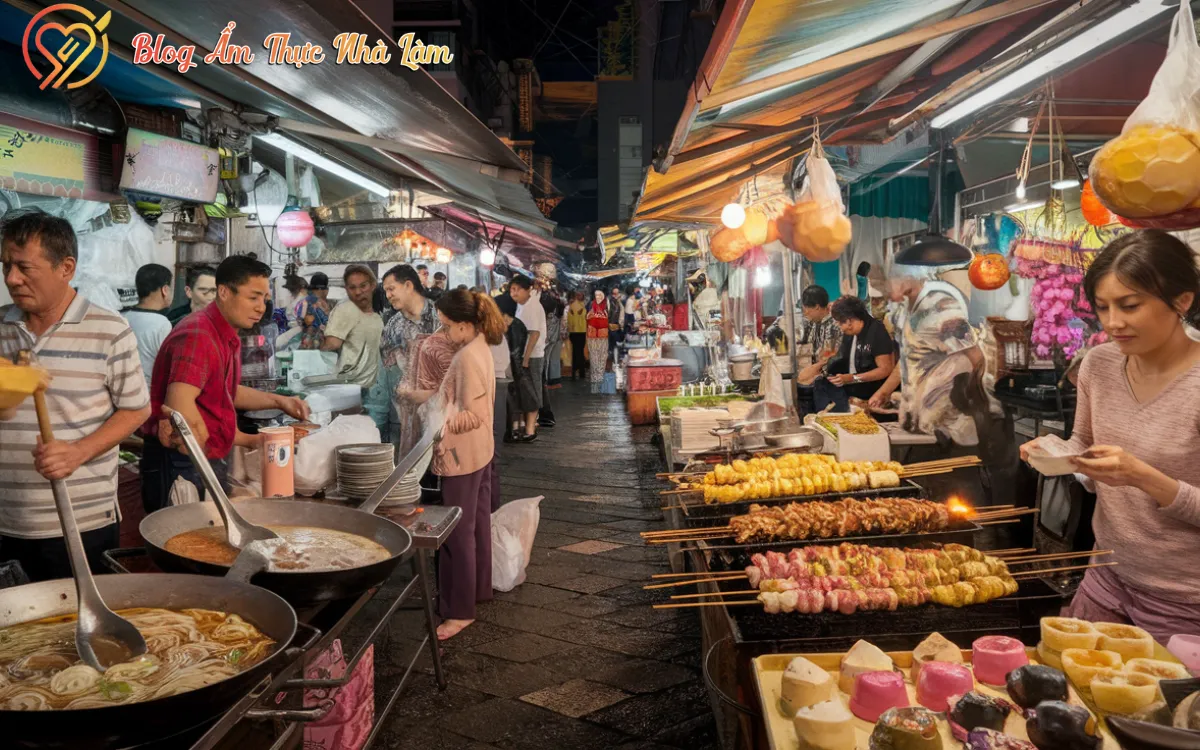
[1005, 200, 1045, 213]
[931, 0, 1169, 129]
[255, 133, 390, 197]
[1051, 178, 1081, 189]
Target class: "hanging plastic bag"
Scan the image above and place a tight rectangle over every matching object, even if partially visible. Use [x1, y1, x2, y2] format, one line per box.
[293, 415, 380, 495]
[1090, 1, 1200, 226]
[491, 495, 543, 592]
[785, 123, 852, 261]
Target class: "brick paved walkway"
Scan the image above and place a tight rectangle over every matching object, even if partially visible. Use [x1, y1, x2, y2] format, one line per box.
[376, 380, 716, 750]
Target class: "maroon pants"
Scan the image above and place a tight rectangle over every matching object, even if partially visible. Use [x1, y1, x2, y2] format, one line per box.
[439, 465, 493, 620]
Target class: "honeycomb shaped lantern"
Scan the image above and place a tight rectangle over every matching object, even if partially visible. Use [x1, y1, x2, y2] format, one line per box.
[1090, 126, 1200, 218]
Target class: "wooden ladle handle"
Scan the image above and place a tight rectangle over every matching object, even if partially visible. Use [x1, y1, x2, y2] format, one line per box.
[32, 388, 54, 444]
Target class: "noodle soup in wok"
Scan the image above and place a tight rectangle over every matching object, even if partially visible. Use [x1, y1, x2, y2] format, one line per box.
[0, 608, 275, 711]
[164, 525, 392, 571]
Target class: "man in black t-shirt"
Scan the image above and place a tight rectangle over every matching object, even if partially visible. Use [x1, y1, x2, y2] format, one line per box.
[814, 296, 896, 412]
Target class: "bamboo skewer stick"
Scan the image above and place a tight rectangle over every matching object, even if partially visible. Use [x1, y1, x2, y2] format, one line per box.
[978, 519, 1021, 527]
[1004, 550, 1113, 565]
[651, 570, 741, 579]
[1011, 561, 1117, 579]
[990, 548, 1039, 556]
[669, 589, 759, 600]
[641, 525, 731, 537]
[974, 508, 1040, 520]
[654, 600, 762, 610]
[642, 575, 746, 590]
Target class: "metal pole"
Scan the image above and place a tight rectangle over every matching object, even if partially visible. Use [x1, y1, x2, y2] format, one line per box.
[780, 247, 799, 416]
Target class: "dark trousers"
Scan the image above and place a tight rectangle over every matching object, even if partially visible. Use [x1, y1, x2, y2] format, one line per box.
[140, 438, 229, 514]
[438, 465, 493, 620]
[0, 522, 120, 582]
[812, 377, 850, 413]
[569, 332, 586, 378]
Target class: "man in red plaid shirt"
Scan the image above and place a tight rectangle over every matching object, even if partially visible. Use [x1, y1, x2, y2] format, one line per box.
[141, 255, 309, 512]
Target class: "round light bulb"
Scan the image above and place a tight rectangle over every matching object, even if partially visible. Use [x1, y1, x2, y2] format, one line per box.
[479, 248, 496, 266]
[1015, 182, 1026, 200]
[720, 203, 746, 230]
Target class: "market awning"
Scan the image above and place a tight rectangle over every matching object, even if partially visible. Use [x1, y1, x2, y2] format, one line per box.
[8, 0, 550, 229]
[632, 0, 1122, 225]
[424, 203, 574, 266]
[597, 225, 688, 263]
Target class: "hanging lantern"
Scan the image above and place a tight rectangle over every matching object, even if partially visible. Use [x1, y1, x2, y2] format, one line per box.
[1080, 179, 1117, 227]
[435, 246, 453, 264]
[276, 209, 314, 248]
[968, 253, 1011, 291]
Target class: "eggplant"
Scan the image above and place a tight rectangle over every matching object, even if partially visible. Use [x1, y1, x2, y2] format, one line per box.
[1026, 700, 1101, 750]
[966, 728, 1037, 750]
[1007, 665, 1068, 710]
[950, 692, 1015, 741]
[869, 707, 942, 750]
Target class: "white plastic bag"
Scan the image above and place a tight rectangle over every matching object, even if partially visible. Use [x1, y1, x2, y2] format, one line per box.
[781, 128, 851, 261]
[1125, 1, 1200, 132]
[491, 496, 543, 592]
[293, 415, 380, 495]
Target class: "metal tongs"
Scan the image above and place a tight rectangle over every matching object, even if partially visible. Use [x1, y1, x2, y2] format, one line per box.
[166, 408, 278, 549]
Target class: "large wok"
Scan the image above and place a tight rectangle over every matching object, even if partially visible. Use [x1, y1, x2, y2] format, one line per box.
[140, 499, 413, 604]
[0, 573, 298, 749]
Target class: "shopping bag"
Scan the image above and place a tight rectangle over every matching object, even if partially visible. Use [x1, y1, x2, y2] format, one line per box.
[491, 495, 543, 591]
[1090, 2, 1200, 226]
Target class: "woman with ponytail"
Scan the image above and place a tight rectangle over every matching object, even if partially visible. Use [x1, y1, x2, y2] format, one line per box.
[430, 289, 506, 640]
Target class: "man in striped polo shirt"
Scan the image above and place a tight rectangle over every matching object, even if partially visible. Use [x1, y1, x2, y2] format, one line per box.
[0, 210, 151, 582]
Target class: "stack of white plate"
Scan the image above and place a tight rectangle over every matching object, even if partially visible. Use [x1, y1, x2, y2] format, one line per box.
[335, 444, 422, 506]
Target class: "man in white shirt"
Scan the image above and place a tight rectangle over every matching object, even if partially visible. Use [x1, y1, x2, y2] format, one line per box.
[320, 265, 383, 389]
[509, 275, 544, 441]
[122, 263, 174, 386]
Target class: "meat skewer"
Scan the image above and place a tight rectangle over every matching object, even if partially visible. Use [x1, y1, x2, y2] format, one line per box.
[728, 496, 952, 544]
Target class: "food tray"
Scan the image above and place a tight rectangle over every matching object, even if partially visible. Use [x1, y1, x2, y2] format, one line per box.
[708, 576, 1068, 651]
[751, 647, 1121, 750]
[692, 520, 982, 556]
[678, 480, 928, 523]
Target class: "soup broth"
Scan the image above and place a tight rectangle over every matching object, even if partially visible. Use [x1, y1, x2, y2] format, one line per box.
[165, 525, 391, 571]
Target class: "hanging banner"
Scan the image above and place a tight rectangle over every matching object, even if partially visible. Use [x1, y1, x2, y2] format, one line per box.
[119, 128, 219, 202]
[0, 124, 86, 198]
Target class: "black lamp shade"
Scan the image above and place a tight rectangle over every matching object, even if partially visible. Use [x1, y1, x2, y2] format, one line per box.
[894, 233, 973, 266]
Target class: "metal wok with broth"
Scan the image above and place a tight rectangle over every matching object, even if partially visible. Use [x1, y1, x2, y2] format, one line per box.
[164, 525, 391, 571]
[0, 574, 296, 750]
[0, 607, 275, 710]
[141, 499, 414, 604]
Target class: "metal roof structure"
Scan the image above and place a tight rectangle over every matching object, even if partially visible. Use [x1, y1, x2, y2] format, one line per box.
[633, 0, 1174, 226]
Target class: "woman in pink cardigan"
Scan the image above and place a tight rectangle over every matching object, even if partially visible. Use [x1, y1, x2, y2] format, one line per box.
[1022, 230, 1200, 642]
[431, 289, 507, 640]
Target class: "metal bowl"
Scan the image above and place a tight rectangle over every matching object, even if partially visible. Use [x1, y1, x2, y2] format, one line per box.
[765, 428, 824, 450]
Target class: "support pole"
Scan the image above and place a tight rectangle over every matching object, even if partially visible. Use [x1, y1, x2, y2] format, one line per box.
[780, 247, 799, 416]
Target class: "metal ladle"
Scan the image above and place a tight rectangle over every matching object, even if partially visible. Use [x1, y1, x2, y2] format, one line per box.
[31, 390, 146, 671]
[166, 408, 279, 549]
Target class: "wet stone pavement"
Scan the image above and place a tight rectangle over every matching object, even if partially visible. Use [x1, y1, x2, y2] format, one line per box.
[371, 380, 717, 750]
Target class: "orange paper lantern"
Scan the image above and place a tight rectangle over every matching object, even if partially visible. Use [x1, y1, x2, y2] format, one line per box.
[1080, 179, 1117, 227]
[710, 227, 752, 262]
[968, 253, 1010, 291]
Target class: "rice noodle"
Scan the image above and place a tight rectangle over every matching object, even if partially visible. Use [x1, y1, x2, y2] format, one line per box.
[0, 608, 274, 711]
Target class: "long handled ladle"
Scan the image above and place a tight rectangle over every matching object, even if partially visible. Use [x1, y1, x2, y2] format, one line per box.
[31, 389, 146, 671]
[165, 408, 278, 549]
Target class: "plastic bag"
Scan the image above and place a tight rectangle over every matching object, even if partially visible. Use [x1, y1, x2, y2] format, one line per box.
[491, 495, 543, 592]
[1090, 2, 1200, 224]
[785, 130, 851, 261]
[293, 415, 380, 495]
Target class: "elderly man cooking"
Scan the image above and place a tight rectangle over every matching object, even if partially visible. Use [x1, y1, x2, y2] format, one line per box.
[0, 210, 151, 582]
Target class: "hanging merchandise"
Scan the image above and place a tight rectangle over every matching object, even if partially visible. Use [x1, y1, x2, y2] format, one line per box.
[783, 121, 851, 262]
[1080, 179, 1117, 227]
[1090, 1, 1200, 228]
[968, 253, 1010, 291]
[276, 208, 314, 248]
[739, 209, 776, 247]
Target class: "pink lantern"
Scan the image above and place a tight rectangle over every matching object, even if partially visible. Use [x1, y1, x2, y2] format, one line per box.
[276, 209, 314, 248]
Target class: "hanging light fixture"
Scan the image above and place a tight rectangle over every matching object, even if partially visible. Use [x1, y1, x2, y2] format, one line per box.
[893, 133, 973, 266]
[1052, 134, 1084, 190]
[753, 265, 771, 288]
[435, 246, 453, 264]
[480, 247, 496, 266]
[720, 202, 746, 229]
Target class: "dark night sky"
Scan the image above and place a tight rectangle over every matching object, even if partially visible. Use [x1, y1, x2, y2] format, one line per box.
[481, 0, 622, 229]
